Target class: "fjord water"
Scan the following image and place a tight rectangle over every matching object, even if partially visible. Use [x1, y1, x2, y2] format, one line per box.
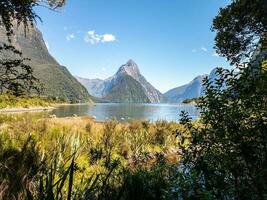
[49, 103, 199, 122]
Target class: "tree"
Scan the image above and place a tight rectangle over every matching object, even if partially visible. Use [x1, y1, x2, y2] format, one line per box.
[0, 44, 42, 96]
[175, 0, 267, 199]
[177, 62, 267, 199]
[0, 0, 66, 39]
[212, 0, 267, 65]
[0, 0, 65, 96]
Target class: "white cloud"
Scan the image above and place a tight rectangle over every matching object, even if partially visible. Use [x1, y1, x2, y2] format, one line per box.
[102, 34, 116, 42]
[201, 47, 208, 52]
[84, 30, 117, 44]
[45, 41, 50, 50]
[84, 31, 101, 44]
[66, 33, 75, 41]
[101, 67, 106, 72]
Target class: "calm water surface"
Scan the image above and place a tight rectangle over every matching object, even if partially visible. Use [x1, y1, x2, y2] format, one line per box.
[49, 103, 199, 122]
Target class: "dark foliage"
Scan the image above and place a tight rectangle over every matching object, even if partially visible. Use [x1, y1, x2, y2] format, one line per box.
[0, 43, 42, 96]
[212, 0, 267, 65]
[0, 0, 65, 97]
[177, 60, 267, 199]
[120, 157, 173, 200]
[0, 138, 42, 200]
[0, 0, 65, 39]
[175, 2, 267, 197]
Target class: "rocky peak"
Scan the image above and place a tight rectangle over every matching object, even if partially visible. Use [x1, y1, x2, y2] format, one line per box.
[77, 59, 163, 103]
[126, 59, 138, 66]
[117, 59, 140, 79]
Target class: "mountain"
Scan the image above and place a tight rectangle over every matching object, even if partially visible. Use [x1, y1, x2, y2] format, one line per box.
[76, 60, 163, 103]
[163, 67, 228, 103]
[0, 24, 91, 103]
[104, 75, 151, 103]
[164, 75, 207, 103]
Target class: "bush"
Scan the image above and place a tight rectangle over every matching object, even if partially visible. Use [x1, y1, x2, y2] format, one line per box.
[177, 61, 267, 199]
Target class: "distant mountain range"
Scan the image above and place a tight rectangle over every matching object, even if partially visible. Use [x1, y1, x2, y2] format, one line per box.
[77, 60, 220, 103]
[0, 23, 221, 104]
[163, 75, 207, 103]
[76, 60, 164, 103]
[163, 68, 221, 103]
[0, 24, 91, 103]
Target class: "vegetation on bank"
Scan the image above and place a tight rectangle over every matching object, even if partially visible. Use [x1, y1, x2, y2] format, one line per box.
[0, 94, 49, 109]
[182, 98, 199, 104]
[0, 114, 185, 199]
[0, 94, 66, 109]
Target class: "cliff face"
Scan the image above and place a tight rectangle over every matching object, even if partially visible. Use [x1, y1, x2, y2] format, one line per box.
[0, 24, 91, 103]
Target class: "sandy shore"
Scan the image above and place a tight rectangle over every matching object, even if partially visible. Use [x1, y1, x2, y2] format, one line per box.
[0, 102, 94, 113]
[0, 107, 54, 113]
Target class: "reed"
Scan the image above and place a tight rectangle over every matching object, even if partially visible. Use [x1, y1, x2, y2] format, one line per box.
[0, 114, 183, 199]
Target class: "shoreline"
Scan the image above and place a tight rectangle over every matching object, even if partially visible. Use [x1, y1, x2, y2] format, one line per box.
[0, 102, 94, 113]
[0, 106, 55, 113]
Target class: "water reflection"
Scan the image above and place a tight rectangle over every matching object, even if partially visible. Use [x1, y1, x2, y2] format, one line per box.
[50, 103, 199, 122]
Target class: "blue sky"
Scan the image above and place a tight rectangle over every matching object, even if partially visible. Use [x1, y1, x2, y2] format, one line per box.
[36, 0, 231, 93]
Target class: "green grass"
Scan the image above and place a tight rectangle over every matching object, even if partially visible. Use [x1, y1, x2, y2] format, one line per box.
[0, 115, 184, 199]
[0, 94, 61, 109]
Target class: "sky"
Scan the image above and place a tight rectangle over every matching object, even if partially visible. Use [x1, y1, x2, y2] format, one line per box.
[36, 0, 231, 93]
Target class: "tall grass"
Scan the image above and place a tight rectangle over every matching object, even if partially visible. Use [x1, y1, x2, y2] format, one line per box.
[0, 114, 183, 199]
[0, 94, 63, 109]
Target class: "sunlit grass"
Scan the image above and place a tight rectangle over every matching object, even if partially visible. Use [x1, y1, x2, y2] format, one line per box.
[0, 114, 185, 199]
[0, 94, 53, 109]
